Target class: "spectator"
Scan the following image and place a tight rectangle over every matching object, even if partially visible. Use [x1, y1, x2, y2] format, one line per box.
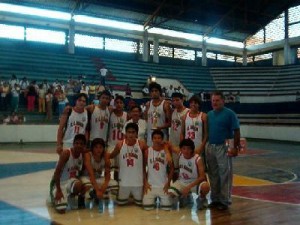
[38, 84, 46, 113]
[88, 82, 96, 104]
[46, 88, 53, 121]
[27, 83, 37, 112]
[166, 85, 174, 99]
[1, 82, 9, 111]
[3, 114, 10, 124]
[9, 74, 19, 88]
[19, 77, 29, 106]
[99, 66, 108, 86]
[57, 86, 67, 118]
[10, 112, 20, 124]
[11, 83, 20, 113]
[125, 83, 132, 97]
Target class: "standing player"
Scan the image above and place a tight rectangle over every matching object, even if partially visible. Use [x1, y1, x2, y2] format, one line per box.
[168, 139, 210, 210]
[109, 123, 148, 206]
[56, 93, 89, 155]
[143, 130, 174, 210]
[87, 90, 111, 143]
[122, 105, 147, 141]
[169, 92, 189, 180]
[50, 134, 87, 213]
[181, 95, 208, 155]
[145, 82, 171, 146]
[107, 95, 128, 179]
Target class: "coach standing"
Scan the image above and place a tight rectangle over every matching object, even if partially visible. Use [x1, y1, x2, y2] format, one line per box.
[206, 91, 240, 210]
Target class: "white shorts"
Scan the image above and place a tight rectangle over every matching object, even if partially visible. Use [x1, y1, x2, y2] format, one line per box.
[143, 187, 172, 210]
[117, 186, 143, 206]
[80, 176, 119, 191]
[168, 180, 199, 197]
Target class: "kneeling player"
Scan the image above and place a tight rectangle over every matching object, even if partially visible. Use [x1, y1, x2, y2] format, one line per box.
[168, 138, 210, 210]
[143, 130, 174, 210]
[50, 134, 87, 213]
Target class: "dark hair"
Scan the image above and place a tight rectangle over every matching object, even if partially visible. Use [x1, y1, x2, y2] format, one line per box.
[125, 122, 139, 133]
[151, 129, 164, 139]
[179, 139, 195, 153]
[73, 134, 87, 145]
[189, 94, 201, 105]
[115, 95, 125, 103]
[149, 82, 162, 94]
[91, 138, 106, 157]
[130, 105, 142, 112]
[98, 90, 111, 98]
[76, 93, 88, 102]
[211, 90, 225, 99]
[171, 92, 184, 99]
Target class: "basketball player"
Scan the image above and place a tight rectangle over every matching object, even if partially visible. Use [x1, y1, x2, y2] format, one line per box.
[181, 95, 208, 155]
[81, 138, 118, 208]
[143, 130, 174, 210]
[145, 82, 171, 146]
[169, 92, 189, 180]
[56, 93, 89, 155]
[87, 90, 112, 143]
[50, 134, 87, 213]
[168, 138, 210, 210]
[122, 105, 147, 141]
[109, 122, 148, 206]
[107, 95, 128, 179]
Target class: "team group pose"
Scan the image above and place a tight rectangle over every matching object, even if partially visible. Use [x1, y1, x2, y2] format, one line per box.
[50, 83, 240, 214]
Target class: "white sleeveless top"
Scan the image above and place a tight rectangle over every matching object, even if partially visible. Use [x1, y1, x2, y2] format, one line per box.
[147, 147, 168, 188]
[63, 109, 88, 147]
[83, 152, 105, 178]
[147, 100, 167, 146]
[184, 112, 203, 149]
[90, 106, 110, 141]
[118, 140, 143, 187]
[60, 149, 83, 181]
[178, 153, 200, 185]
[170, 108, 189, 146]
[107, 111, 127, 149]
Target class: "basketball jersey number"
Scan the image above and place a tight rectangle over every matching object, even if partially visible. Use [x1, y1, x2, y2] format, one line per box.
[127, 158, 134, 167]
[74, 125, 80, 134]
[153, 162, 160, 171]
[113, 129, 123, 140]
[187, 131, 195, 140]
[182, 172, 190, 180]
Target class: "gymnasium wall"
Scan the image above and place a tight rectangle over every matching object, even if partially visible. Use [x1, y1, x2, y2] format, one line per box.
[0, 124, 299, 143]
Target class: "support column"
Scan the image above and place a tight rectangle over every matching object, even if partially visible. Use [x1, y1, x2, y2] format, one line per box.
[143, 30, 149, 62]
[242, 47, 247, 66]
[68, 18, 75, 54]
[201, 40, 207, 66]
[153, 36, 159, 63]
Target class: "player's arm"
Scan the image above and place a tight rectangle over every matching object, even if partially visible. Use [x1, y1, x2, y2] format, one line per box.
[229, 128, 241, 157]
[164, 155, 174, 193]
[56, 106, 71, 154]
[158, 100, 171, 130]
[195, 113, 208, 155]
[101, 152, 112, 194]
[140, 141, 151, 193]
[182, 158, 206, 196]
[144, 101, 150, 121]
[180, 115, 187, 142]
[109, 141, 122, 159]
[53, 150, 70, 200]
[83, 152, 100, 193]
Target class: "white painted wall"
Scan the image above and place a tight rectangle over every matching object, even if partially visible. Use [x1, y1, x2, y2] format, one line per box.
[0, 124, 299, 143]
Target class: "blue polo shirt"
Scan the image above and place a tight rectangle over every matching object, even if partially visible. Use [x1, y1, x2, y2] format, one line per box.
[207, 107, 240, 145]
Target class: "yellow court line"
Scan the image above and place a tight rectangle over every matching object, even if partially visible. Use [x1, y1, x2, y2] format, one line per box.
[233, 174, 275, 186]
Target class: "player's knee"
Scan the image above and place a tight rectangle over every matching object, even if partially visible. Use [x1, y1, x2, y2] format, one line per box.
[200, 181, 210, 196]
[72, 180, 83, 194]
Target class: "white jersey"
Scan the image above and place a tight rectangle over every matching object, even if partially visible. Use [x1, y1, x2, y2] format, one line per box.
[169, 108, 189, 146]
[60, 149, 83, 181]
[63, 109, 88, 147]
[83, 152, 105, 178]
[122, 119, 147, 141]
[119, 140, 143, 187]
[184, 112, 203, 149]
[107, 111, 127, 150]
[178, 153, 200, 185]
[147, 147, 168, 188]
[147, 100, 167, 146]
[90, 106, 110, 141]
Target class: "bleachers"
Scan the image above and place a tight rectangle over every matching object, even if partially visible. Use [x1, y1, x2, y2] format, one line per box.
[209, 66, 300, 96]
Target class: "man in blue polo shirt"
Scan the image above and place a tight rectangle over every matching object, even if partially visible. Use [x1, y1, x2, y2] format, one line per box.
[206, 91, 240, 210]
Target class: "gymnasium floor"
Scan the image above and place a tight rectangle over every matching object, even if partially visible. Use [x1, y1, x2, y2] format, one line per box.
[0, 140, 300, 225]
